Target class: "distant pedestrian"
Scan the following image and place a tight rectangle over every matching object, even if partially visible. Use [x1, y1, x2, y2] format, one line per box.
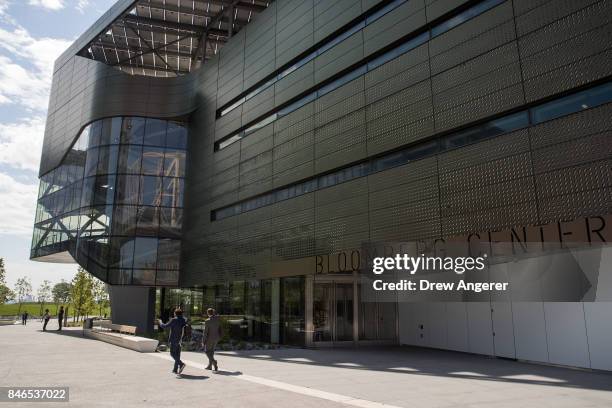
[202, 308, 223, 372]
[57, 306, 64, 331]
[159, 308, 187, 377]
[21, 311, 28, 325]
[42, 309, 50, 331]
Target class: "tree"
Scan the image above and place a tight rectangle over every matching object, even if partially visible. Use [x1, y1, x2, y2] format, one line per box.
[70, 268, 94, 322]
[14, 276, 32, 315]
[92, 278, 109, 317]
[52, 281, 72, 313]
[37, 280, 53, 315]
[0, 258, 14, 305]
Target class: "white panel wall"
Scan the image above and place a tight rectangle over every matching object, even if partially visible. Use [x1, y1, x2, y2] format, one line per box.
[491, 302, 516, 358]
[466, 302, 494, 355]
[511, 302, 548, 363]
[446, 302, 469, 352]
[584, 303, 612, 370]
[427, 303, 447, 349]
[544, 303, 591, 368]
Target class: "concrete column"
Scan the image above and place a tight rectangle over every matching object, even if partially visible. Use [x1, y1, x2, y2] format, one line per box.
[271, 279, 280, 344]
[109, 286, 156, 335]
[305, 275, 313, 347]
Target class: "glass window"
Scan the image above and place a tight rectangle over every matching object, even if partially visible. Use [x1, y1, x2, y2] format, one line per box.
[156, 269, 179, 286]
[133, 237, 158, 269]
[166, 123, 188, 149]
[531, 93, 585, 124]
[160, 208, 182, 238]
[88, 120, 102, 147]
[586, 81, 612, 107]
[117, 238, 135, 269]
[431, 0, 504, 37]
[139, 176, 162, 206]
[118, 144, 142, 174]
[84, 147, 99, 177]
[80, 176, 95, 207]
[132, 269, 156, 285]
[112, 205, 138, 236]
[96, 146, 119, 175]
[161, 177, 184, 207]
[141, 146, 165, 175]
[116, 175, 140, 205]
[110, 117, 122, 144]
[163, 150, 186, 177]
[92, 175, 116, 206]
[366, 0, 406, 24]
[216, 133, 243, 150]
[99, 119, 112, 146]
[144, 119, 167, 146]
[136, 206, 159, 236]
[109, 268, 132, 285]
[157, 239, 181, 270]
[122, 117, 145, 144]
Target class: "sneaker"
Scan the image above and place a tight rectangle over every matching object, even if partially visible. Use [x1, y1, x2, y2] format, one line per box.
[205, 365, 212, 370]
[213, 361, 218, 372]
[178, 363, 186, 374]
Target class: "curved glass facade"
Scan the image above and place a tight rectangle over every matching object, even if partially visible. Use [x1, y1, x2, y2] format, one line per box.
[31, 117, 188, 286]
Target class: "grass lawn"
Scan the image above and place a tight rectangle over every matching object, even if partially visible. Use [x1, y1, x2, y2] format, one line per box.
[0, 302, 110, 318]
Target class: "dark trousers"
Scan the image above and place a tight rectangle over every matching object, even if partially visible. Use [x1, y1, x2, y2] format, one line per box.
[43, 319, 49, 331]
[170, 343, 183, 372]
[57, 318, 63, 330]
[205, 343, 217, 367]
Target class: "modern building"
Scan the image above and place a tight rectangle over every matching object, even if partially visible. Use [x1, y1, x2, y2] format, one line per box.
[31, 0, 612, 370]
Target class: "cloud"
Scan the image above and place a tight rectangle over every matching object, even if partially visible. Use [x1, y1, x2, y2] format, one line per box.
[75, 0, 89, 13]
[0, 172, 38, 235]
[28, 0, 64, 11]
[0, 116, 44, 171]
[0, 26, 71, 111]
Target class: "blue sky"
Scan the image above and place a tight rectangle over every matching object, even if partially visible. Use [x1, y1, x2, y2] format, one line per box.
[0, 0, 115, 290]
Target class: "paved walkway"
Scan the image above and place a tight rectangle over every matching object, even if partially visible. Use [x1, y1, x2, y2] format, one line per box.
[1, 323, 612, 407]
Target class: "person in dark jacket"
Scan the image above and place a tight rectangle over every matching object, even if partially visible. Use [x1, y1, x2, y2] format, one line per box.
[202, 308, 223, 371]
[159, 308, 187, 376]
[42, 309, 50, 331]
[22, 311, 28, 325]
[57, 306, 64, 331]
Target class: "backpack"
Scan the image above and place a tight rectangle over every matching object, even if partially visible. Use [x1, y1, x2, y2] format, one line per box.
[182, 323, 192, 342]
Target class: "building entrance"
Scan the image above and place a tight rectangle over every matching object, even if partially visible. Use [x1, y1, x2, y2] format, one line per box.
[309, 275, 397, 346]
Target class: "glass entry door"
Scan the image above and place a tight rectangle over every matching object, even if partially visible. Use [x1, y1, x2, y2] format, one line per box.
[313, 281, 354, 344]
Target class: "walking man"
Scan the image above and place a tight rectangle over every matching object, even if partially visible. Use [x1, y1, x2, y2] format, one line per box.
[57, 306, 64, 331]
[42, 309, 50, 331]
[159, 308, 187, 377]
[202, 308, 223, 372]
[22, 311, 28, 325]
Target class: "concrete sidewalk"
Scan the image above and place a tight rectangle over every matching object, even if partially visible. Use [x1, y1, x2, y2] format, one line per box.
[1, 323, 612, 407]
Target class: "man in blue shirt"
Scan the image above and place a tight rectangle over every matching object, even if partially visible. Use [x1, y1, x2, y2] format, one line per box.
[159, 308, 187, 376]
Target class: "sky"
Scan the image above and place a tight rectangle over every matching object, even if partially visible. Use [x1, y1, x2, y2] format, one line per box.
[0, 0, 115, 290]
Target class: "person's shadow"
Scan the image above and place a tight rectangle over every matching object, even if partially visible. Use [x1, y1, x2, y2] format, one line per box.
[178, 374, 208, 380]
[212, 371, 242, 376]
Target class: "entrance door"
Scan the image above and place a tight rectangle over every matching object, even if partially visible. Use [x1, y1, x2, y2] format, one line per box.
[313, 281, 354, 344]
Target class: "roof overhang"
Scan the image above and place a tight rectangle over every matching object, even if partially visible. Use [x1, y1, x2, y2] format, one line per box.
[77, 0, 271, 77]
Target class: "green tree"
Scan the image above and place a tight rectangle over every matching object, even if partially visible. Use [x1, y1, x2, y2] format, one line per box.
[70, 268, 94, 322]
[52, 281, 72, 313]
[37, 280, 53, 315]
[0, 258, 14, 305]
[14, 276, 32, 315]
[92, 278, 109, 317]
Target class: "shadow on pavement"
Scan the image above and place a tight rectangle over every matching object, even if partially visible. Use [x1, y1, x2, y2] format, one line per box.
[212, 346, 612, 392]
[212, 370, 242, 376]
[178, 374, 208, 380]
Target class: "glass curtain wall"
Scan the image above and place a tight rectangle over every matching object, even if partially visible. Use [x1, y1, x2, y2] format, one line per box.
[31, 117, 188, 287]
